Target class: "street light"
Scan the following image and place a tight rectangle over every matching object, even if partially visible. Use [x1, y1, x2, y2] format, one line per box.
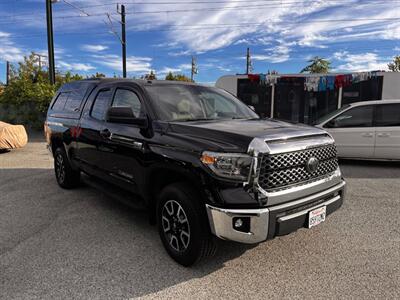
[46, 0, 59, 85]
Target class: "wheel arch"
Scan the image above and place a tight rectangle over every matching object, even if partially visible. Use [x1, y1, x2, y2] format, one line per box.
[145, 164, 209, 222]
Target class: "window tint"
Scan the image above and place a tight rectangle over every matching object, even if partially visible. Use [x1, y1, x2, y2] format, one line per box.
[112, 89, 142, 117]
[53, 81, 96, 113]
[52, 92, 69, 111]
[328, 106, 373, 128]
[91, 89, 112, 121]
[375, 104, 400, 127]
[64, 90, 84, 112]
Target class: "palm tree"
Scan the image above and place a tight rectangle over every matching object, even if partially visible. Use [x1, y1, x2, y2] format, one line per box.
[301, 56, 331, 73]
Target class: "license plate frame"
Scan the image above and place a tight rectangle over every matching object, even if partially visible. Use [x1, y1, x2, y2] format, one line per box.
[308, 206, 326, 228]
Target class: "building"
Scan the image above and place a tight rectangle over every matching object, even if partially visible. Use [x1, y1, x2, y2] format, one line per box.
[216, 72, 400, 124]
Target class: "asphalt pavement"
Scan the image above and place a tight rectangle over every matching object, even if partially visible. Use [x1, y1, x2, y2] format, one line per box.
[0, 133, 399, 299]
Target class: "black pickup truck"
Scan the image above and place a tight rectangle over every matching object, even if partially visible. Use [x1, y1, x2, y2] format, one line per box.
[45, 79, 346, 266]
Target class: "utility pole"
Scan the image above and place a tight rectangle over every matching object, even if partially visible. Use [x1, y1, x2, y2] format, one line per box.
[6, 61, 10, 85]
[46, 0, 56, 85]
[32, 52, 47, 69]
[118, 4, 127, 78]
[246, 47, 251, 74]
[191, 56, 198, 82]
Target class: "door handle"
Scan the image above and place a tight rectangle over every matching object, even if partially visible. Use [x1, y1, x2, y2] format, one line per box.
[100, 128, 111, 139]
[377, 133, 390, 138]
[361, 132, 374, 137]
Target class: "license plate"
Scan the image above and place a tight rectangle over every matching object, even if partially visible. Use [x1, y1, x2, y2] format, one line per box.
[308, 206, 326, 228]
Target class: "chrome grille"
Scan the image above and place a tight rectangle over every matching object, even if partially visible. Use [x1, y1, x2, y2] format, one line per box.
[258, 144, 338, 192]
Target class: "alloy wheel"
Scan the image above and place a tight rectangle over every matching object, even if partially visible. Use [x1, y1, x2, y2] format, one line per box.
[55, 154, 66, 183]
[161, 200, 191, 252]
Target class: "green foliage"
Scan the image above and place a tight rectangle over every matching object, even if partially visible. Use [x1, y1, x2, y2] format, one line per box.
[165, 71, 193, 82]
[90, 72, 106, 78]
[142, 70, 157, 80]
[301, 56, 331, 74]
[0, 53, 84, 128]
[388, 55, 400, 72]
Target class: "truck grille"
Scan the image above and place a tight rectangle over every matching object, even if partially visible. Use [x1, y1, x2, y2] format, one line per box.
[258, 144, 338, 192]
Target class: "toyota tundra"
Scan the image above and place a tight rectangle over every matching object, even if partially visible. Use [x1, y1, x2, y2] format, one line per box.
[44, 79, 346, 266]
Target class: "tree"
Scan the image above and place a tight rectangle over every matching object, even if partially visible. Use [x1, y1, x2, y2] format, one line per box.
[142, 70, 157, 80]
[0, 53, 84, 128]
[388, 55, 400, 72]
[90, 72, 106, 78]
[165, 71, 192, 82]
[301, 56, 331, 73]
[165, 71, 175, 81]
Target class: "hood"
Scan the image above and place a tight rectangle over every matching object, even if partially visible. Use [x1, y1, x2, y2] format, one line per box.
[160, 118, 327, 153]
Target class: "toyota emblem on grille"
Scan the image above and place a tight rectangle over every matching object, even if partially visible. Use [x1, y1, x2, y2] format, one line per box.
[306, 157, 319, 173]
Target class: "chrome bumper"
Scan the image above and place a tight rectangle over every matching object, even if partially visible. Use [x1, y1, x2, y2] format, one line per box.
[206, 180, 346, 244]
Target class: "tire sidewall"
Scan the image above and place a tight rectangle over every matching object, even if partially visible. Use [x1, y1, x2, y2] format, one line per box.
[54, 147, 80, 189]
[157, 183, 208, 266]
[54, 148, 67, 186]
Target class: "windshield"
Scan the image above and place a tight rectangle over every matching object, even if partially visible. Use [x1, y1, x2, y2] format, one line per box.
[145, 84, 259, 122]
[314, 104, 351, 125]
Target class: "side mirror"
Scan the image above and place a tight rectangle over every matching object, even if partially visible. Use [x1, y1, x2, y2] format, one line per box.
[106, 106, 148, 128]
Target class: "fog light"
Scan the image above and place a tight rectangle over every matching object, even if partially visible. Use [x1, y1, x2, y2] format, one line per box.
[234, 218, 243, 228]
[232, 217, 250, 233]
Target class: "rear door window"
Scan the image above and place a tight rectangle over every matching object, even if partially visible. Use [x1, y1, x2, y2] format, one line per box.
[64, 90, 85, 112]
[375, 104, 400, 127]
[51, 81, 96, 115]
[52, 92, 69, 111]
[91, 89, 112, 121]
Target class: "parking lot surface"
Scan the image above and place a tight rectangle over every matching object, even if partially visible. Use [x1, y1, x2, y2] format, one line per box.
[1, 134, 399, 299]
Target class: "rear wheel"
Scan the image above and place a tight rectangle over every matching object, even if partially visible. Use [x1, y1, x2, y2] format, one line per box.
[54, 147, 80, 189]
[157, 182, 217, 266]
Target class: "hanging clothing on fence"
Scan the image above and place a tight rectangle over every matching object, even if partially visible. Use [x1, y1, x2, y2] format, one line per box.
[248, 74, 260, 83]
[305, 76, 319, 91]
[259, 73, 266, 85]
[326, 76, 335, 90]
[318, 76, 327, 92]
[267, 76, 278, 85]
[335, 74, 353, 88]
[278, 76, 305, 87]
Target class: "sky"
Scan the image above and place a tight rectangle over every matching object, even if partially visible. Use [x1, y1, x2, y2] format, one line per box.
[0, 0, 399, 84]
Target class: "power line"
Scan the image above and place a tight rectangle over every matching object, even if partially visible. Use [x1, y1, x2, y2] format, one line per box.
[61, 0, 90, 16]
[1, 15, 400, 26]
[1, 0, 399, 20]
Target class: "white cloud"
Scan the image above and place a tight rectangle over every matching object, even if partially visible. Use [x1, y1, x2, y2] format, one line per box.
[333, 51, 389, 72]
[245, 44, 292, 63]
[0, 31, 11, 38]
[57, 61, 95, 72]
[178, 63, 192, 70]
[94, 54, 152, 74]
[81, 44, 109, 52]
[2, 0, 400, 74]
[382, 23, 400, 40]
[0, 32, 24, 62]
[168, 50, 192, 57]
[157, 67, 182, 76]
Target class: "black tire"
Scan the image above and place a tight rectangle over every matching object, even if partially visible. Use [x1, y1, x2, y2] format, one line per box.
[54, 147, 81, 189]
[156, 182, 217, 266]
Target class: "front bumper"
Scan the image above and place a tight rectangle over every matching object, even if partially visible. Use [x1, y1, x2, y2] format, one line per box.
[206, 180, 346, 244]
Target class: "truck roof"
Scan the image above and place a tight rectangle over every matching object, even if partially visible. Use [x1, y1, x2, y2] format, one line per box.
[70, 78, 198, 87]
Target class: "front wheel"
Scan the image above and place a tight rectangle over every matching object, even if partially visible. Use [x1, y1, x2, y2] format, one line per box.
[157, 182, 217, 266]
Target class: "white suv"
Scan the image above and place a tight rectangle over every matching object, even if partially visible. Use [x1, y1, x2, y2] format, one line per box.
[315, 100, 400, 160]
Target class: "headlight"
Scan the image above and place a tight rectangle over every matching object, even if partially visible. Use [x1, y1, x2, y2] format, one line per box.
[200, 151, 253, 181]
